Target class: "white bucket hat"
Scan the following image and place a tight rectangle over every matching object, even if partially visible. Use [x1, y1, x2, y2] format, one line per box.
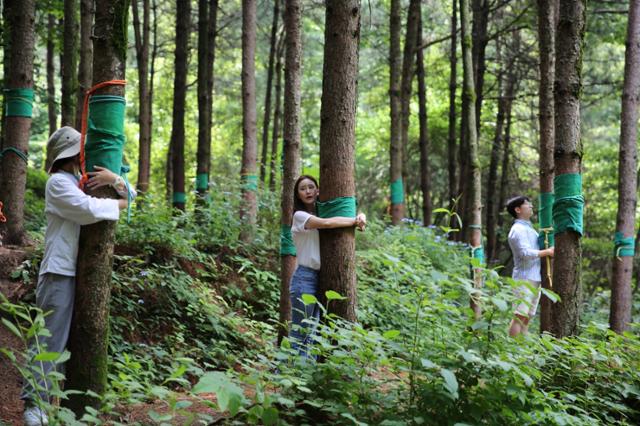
[47, 126, 81, 172]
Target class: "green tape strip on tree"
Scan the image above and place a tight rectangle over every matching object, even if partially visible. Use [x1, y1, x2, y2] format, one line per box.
[85, 95, 126, 174]
[280, 224, 296, 256]
[538, 192, 555, 249]
[614, 232, 635, 257]
[4, 88, 34, 117]
[173, 192, 186, 204]
[390, 178, 404, 205]
[471, 246, 484, 266]
[0, 147, 28, 164]
[242, 174, 259, 192]
[196, 173, 209, 192]
[317, 196, 357, 218]
[553, 173, 584, 236]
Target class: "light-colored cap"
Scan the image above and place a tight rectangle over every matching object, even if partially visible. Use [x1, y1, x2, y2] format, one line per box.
[47, 126, 81, 172]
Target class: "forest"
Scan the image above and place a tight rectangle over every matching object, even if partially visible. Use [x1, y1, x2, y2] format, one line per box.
[0, 0, 639, 424]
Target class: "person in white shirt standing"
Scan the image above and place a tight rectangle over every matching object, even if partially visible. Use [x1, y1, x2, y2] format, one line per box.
[506, 196, 554, 337]
[22, 127, 134, 426]
[289, 175, 366, 358]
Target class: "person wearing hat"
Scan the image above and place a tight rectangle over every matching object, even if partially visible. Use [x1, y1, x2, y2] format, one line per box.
[22, 126, 134, 426]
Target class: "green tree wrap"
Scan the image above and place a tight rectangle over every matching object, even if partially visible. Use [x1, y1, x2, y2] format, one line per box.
[538, 192, 555, 249]
[553, 174, 584, 236]
[0, 147, 28, 163]
[85, 95, 126, 174]
[4, 88, 34, 117]
[390, 178, 404, 205]
[242, 174, 259, 191]
[471, 246, 484, 266]
[196, 173, 209, 192]
[173, 192, 186, 204]
[614, 232, 635, 257]
[317, 196, 357, 218]
[280, 224, 296, 256]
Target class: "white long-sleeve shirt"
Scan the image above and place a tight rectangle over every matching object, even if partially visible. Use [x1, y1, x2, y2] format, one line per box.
[508, 219, 541, 282]
[39, 171, 121, 276]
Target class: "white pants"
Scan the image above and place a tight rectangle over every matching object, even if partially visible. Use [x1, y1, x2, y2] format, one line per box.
[513, 280, 541, 318]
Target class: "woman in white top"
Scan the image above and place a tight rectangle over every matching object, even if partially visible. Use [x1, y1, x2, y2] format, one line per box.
[289, 175, 366, 358]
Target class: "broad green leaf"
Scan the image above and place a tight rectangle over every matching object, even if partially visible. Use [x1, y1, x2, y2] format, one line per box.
[540, 287, 560, 303]
[1, 318, 22, 339]
[301, 294, 318, 305]
[325, 290, 346, 301]
[440, 368, 459, 398]
[383, 329, 401, 340]
[262, 407, 279, 426]
[34, 351, 62, 362]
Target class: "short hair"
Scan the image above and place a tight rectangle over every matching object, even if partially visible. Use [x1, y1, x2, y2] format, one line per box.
[506, 195, 530, 218]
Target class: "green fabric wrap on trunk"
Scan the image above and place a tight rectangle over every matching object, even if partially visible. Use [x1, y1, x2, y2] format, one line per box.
[471, 246, 484, 266]
[4, 88, 34, 117]
[280, 224, 296, 256]
[85, 95, 126, 174]
[0, 147, 28, 163]
[242, 174, 259, 191]
[538, 192, 555, 249]
[196, 173, 209, 192]
[173, 192, 186, 204]
[614, 232, 635, 257]
[553, 174, 584, 236]
[317, 196, 357, 218]
[390, 178, 404, 205]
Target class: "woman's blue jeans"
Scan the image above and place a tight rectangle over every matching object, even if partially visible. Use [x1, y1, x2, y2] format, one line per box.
[289, 265, 320, 358]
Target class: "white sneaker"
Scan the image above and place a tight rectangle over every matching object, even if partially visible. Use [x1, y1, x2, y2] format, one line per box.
[23, 405, 49, 426]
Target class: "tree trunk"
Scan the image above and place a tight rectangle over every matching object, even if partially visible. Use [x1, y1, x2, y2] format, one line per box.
[0, 0, 35, 245]
[64, 0, 129, 414]
[472, 0, 489, 135]
[389, 0, 403, 225]
[538, 0, 557, 334]
[550, 0, 586, 338]
[269, 36, 285, 192]
[133, 0, 152, 195]
[610, 0, 640, 334]
[260, 0, 280, 184]
[170, 0, 191, 211]
[460, 0, 481, 317]
[497, 79, 514, 233]
[61, 0, 78, 127]
[318, 0, 360, 321]
[76, 0, 94, 130]
[278, 0, 302, 345]
[240, 0, 258, 241]
[47, 13, 57, 137]
[416, 13, 431, 227]
[447, 0, 458, 230]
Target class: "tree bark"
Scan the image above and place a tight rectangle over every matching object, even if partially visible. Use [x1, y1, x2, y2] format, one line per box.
[538, 0, 557, 334]
[170, 0, 191, 211]
[61, 0, 78, 127]
[447, 0, 458, 230]
[550, 0, 586, 338]
[497, 78, 514, 233]
[76, 0, 94, 130]
[472, 0, 489, 134]
[278, 0, 302, 345]
[0, 0, 35, 245]
[460, 0, 482, 317]
[47, 12, 57, 138]
[133, 0, 152, 195]
[269, 36, 285, 192]
[318, 0, 361, 321]
[240, 0, 258, 241]
[610, 0, 640, 334]
[260, 0, 280, 184]
[389, 0, 403, 224]
[65, 0, 129, 414]
[416, 13, 431, 227]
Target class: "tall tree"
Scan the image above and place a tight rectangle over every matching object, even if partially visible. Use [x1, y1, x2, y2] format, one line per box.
[278, 0, 302, 344]
[0, 0, 35, 245]
[239, 0, 258, 240]
[132, 0, 152, 194]
[537, 0, 557, 334]
[389, 0, 403, 225]
[46, 11, 57, 137]
[447, 0, 458, 221]
[170, 0, 191, 211]
[550, 0, 586, 338]
[416, 13, 431, 226]
[269, 36, 285, 192]
[61, 0, 78, 126]
[196, 0, 218, 200]
[471, 0, 489, 134]
[610, 0, 640, 334]
[64, 0, 129, 413]
[497, 75, 514, 235]
[460, 0, 482, 316]
[260, 0, 280, 184]
[318, 0, 361, 321]
[76, 0, 94, 129]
